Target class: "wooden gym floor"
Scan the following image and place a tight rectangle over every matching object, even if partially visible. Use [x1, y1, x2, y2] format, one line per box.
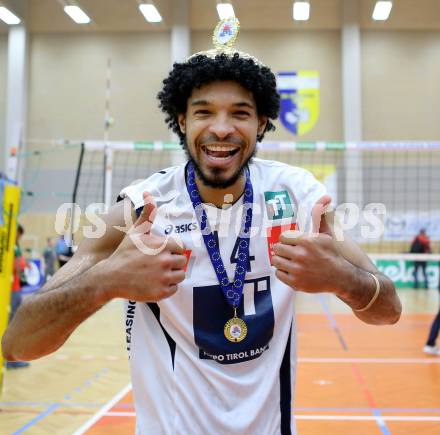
[1, 288, 440, 435]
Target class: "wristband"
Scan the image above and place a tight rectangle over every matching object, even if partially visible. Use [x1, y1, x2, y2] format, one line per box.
[354, 272, 380, 312]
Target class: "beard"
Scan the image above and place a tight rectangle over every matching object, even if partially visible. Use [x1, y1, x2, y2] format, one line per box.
[182, 137, 257, 189]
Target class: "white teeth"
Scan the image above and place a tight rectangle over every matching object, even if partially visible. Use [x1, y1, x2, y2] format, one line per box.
[204, 145, 239, 152]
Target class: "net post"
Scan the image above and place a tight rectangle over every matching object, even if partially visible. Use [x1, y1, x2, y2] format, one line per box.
[344, 143, 364, 239]
[70, 142, 85, 247]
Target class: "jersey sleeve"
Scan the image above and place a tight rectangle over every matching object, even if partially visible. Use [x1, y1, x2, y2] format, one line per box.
[119, 179, 151, 210]
[290, 168, 327, 233]
[118, 165, 182, 211]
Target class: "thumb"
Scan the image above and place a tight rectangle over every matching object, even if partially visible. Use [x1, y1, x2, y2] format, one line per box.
[311, 195, 332, 234]
[133, 192, 157, 234]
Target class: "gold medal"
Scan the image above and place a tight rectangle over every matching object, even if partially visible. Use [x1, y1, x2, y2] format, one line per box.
[224, 308, 247, 343]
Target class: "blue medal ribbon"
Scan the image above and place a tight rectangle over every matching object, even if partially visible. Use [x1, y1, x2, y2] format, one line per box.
[186, 162, 253, 309]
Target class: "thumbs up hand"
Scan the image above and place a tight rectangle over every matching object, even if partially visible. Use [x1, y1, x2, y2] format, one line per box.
[102, 192, 187, 302]
[310, 194, 332, 235]
[132, 191, 158, 235]
[272, 195, 351, 294]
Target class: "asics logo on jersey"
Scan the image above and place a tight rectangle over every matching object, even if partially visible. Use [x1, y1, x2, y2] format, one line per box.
[164, 222, 198, 235]
[264, 190, 295, 220]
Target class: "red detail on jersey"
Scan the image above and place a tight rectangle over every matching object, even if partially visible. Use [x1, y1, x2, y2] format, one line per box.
[183, 249, 192, 271]
[266, 223, 297, 265]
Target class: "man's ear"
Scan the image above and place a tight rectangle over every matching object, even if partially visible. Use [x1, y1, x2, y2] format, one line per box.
[178, 114, 186, 134]
[257, 116, 268, 136]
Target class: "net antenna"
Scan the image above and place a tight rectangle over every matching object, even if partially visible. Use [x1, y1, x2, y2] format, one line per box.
[103, 57, 114, 210]
[70, 142, 85, 247]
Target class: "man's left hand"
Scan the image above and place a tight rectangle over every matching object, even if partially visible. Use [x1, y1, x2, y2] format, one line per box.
[272, 195, 351, 294]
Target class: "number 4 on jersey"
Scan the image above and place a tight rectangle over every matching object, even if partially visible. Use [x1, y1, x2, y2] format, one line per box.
[230, 237, 255, 272]
[212, 230, 255, 272]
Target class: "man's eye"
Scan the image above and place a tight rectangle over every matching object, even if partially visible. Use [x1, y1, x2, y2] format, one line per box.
[194, 110, 211, 116]
[234, 111, 251, 118]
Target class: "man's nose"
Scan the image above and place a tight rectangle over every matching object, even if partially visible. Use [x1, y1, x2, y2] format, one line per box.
[208, 115, 235, 139]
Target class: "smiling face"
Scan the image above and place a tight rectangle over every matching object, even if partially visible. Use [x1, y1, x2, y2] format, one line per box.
[178, 80, 267, 189]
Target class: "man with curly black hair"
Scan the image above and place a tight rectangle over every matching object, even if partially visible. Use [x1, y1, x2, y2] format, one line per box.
[158, 52, 279, 144]
[3, 18, 401, 435]
[157, 52, 279, 195]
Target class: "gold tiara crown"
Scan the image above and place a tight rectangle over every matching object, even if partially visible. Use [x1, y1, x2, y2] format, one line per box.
[187, 17, 265, 67]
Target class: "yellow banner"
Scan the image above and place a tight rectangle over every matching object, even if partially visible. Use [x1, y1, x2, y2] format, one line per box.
[0, 184, 21, 390]
[297, 71, 320, 136]
[302, 164, 335, 184]
[277, 70, 320, 136]
[302, 164, 338, 204]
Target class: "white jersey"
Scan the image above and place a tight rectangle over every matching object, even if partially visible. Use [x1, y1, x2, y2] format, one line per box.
[119, 158, 326, 435]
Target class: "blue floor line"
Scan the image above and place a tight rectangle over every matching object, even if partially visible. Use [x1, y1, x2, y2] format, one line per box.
[317, 294, 348, 351]
[374, 409, 392, 435]
[12, 404, 61, 435]
[11, 368, 109, 433]
[0, 401, 103, 408]
[317, 294, 393, 434]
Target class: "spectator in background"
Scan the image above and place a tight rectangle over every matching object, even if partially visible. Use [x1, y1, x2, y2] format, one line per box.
[55, 234, 72, 268]
[410, 228, 431, 289]
[423, 244, 440, 356]
[6, 224, 30, 369]
[43, 237, 56, 281]
[424, 306, 440, 356]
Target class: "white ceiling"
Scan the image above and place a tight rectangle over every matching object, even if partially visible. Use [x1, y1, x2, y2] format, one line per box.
[1, 0, 440, 34]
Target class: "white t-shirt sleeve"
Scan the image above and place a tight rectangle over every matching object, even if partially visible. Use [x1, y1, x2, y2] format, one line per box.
[119, 179, 151, 210]
[292, 169, 328, 233]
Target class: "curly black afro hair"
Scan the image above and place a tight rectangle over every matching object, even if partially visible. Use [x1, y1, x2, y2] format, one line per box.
[157, 53, 280, 144]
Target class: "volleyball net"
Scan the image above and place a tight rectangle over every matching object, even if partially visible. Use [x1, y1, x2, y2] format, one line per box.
[15, 139, 440, 289]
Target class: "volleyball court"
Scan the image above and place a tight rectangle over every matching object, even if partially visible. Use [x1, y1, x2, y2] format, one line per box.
[2, 141, 439, 434]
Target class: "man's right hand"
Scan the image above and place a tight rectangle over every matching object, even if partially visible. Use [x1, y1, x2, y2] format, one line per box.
[100, 192, 187, 302]
[2, 191, 188, 362]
